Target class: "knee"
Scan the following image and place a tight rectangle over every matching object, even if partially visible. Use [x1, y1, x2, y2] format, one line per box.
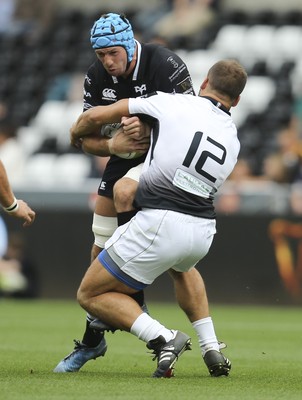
[113, 178, 137, 211]
[92, 215, 117, 253]
[77, 284, 89, 311]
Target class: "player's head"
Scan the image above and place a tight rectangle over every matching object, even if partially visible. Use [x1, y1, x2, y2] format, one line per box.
[200, 59, 247, 107]
[208, 59, 247, 99]
[90, 13, 135, 63]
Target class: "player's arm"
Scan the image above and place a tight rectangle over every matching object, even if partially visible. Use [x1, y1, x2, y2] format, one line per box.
[71, 99, 130, 139]
[70, 99, 150, 156]
[80, 124, 150, 157]
[0, 160, 35, 227]
[78, 134, 110, 157]
[155, 49, 195, 95]
[0, 160, 16, 209]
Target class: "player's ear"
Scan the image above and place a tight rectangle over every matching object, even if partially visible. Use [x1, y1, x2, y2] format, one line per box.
[198, 78, 208, 95]
[232, 95, 240, 107]
[200, 78, 208, 90]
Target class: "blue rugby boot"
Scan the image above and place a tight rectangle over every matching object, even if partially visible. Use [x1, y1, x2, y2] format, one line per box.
[53, 337, 107, 372]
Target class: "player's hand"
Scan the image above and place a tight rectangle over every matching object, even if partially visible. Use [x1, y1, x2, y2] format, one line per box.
[108, 126, 150, 155]
[70, 123, 83, 149]
[10, 200, 36, 227]
[121, 116, 151, 140]
[81, 134, 111, 157]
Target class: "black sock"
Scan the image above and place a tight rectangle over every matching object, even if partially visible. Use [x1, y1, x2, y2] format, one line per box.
[82, 319, 104, 348]
[131, 290, 145, 307]
[117, 210, 138, 226]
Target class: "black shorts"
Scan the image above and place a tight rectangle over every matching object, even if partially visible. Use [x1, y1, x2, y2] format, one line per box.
[97, 154, 147, 198]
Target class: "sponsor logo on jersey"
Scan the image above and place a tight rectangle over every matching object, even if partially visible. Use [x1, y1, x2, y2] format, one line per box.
[84, 89, 92, 98]
[102, 88, 117, 101]
[83, 101, 92, 110]
[173, 168, 212, 198]
[167, 56, 179, 69]
[84, 75, 92, 85]
[99, 181, 106, 191]
[169, 63, 186, 83]
[134, 84, 147, 95]
[177, 76, 195, 95]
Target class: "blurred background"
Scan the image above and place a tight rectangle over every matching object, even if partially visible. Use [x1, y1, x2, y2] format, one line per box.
[0, 0, 302, 305]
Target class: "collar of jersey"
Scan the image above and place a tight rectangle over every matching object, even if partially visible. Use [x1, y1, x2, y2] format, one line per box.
[200, 96, 230, 115]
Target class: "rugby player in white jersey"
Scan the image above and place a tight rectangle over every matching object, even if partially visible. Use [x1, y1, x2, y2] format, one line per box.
[66, 59, 247, 378]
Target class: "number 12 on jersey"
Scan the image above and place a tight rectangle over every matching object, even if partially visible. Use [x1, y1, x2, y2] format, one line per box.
[182, 131, 226, 183]
[172, 131, 227, 198]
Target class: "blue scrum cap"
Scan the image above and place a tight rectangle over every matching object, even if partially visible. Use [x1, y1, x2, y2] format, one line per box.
[90, 13, 135, 63]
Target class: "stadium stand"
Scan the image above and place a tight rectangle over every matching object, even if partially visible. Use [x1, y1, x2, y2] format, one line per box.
[0, 3, 301, 190]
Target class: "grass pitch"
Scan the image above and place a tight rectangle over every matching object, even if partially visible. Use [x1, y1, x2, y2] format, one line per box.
[1, 300, 301, 400]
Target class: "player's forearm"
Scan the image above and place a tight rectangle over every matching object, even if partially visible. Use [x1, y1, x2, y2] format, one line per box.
[81, 136, 111, 157]
[72, 100, 130, 139]
[0, 161, 15, 209]
[71, 109, 103, 139]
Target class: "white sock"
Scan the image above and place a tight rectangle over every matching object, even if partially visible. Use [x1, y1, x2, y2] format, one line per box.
[192, 316, 219, 356]
[130, 313, 174, 343]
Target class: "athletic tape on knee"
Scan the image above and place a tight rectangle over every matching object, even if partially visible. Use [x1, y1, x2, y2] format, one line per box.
[92, 214, 118, 248]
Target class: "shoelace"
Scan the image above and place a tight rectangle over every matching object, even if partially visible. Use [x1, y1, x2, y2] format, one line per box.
[62, 340, 84, 361]
[73, 339, 85, 350]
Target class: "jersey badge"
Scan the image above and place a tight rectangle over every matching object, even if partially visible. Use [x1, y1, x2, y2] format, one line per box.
[134, 84, 147, 95]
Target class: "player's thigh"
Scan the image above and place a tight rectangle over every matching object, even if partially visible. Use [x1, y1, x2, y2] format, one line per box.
[94, 195, 116, 217]
[78, 257, 134, 298]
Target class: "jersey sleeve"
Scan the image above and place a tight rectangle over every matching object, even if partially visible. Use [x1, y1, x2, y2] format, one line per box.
[129, 92, 170, 120]
[153, 47, 195, 95]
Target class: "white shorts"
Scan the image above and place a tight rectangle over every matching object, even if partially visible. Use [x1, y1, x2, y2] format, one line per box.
[99, 208, 216, 289]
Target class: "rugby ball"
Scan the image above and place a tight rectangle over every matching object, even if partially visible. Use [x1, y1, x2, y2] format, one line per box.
[116, 151, 143, 159]
[101, 123, 146, 159]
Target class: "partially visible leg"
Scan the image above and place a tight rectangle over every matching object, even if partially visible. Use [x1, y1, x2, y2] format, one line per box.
[170, 268, 219, 353]
[88, 174, 147, 333]
[84, 189, 145, 337]
[170, 268, 209, 322]
[113, 171, 140, 225]
[170, 268, 231, 376]
[53, 196, 117, 373]
[113, 175, 147, 310]
[80, 195, 117, 346]
[77, 258, 191, 378]
[91, 195, 117, 262]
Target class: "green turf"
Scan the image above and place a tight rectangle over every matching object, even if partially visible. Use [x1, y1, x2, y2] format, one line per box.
[1, 300, 301, 400]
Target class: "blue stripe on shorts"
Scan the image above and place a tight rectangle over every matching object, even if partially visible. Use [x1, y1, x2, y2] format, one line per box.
[98, 249, 148, 291]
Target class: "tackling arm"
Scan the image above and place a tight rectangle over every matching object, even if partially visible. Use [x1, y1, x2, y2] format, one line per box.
[71, 99, 130, 140]
[70, 100, 151, 157]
